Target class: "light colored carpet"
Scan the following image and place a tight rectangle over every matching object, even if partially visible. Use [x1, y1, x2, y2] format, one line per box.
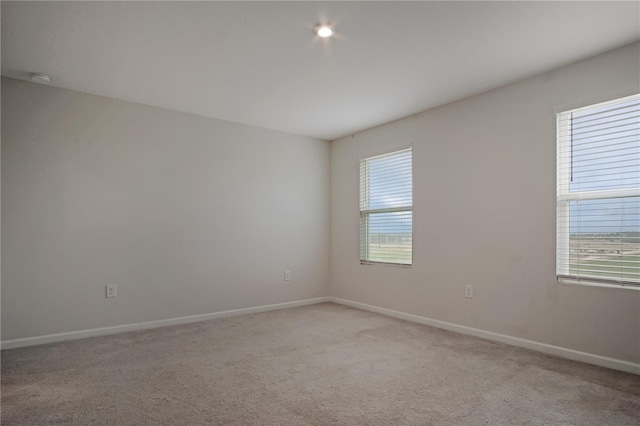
[1, 302, 639, 425]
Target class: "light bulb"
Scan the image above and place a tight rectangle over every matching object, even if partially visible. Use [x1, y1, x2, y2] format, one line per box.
[316, 25, 334, 38]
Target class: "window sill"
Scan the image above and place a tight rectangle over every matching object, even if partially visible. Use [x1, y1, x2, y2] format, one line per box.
[360, 261, 412, 268]
[558, 277, 640, 291]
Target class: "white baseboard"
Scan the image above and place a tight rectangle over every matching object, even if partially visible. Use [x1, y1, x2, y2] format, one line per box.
[1, 297, 331, 350]
[4, 295, 638, 375]
[329, 297, 640, 376]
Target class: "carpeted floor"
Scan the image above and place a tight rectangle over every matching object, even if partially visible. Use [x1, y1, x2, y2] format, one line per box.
[1, 302, 639, 425]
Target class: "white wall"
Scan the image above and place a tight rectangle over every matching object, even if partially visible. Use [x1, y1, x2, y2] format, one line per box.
[1, 77, 330, 341]
[3, 42, 639, 365]
[331, 42, 640, 364]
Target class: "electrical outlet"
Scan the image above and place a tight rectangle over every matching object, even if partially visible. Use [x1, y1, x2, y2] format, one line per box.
[284, 270, 292, 281]
[106, 284, 117, 298]
[465, 284, 473, 299]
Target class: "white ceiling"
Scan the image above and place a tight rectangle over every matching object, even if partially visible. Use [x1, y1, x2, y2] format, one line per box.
[2, 2, 639, 141]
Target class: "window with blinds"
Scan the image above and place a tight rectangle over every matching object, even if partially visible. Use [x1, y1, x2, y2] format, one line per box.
[360, 148, 412, 265]
[556, 93, 639, 286]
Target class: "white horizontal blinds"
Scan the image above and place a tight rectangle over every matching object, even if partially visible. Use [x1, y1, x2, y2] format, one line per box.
[557, 94, 640, 285]
[360, 148, 412, 265]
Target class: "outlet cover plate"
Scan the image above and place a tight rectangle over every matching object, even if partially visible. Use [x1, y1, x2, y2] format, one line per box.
[106, 284, 117, 298]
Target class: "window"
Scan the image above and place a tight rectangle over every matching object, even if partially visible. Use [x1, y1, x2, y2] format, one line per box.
[556, 94, 639, 287]
[360, 147, 412, 265]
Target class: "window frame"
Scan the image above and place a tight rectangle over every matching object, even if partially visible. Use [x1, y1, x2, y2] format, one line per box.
[359, 147, 413, 267]
[555, 92, 640, 289]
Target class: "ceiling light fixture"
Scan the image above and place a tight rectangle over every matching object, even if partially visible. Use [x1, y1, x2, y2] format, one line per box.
[316, 24, 334, 38]
[30, 72, 50, 84]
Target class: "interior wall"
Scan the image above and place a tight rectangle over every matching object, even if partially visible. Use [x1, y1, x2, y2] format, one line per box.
[1, 77, 330, 341]
[330, 42, 640, 363]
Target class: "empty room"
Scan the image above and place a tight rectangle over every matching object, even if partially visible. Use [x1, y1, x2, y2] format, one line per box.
[1, 1, 639, 425]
